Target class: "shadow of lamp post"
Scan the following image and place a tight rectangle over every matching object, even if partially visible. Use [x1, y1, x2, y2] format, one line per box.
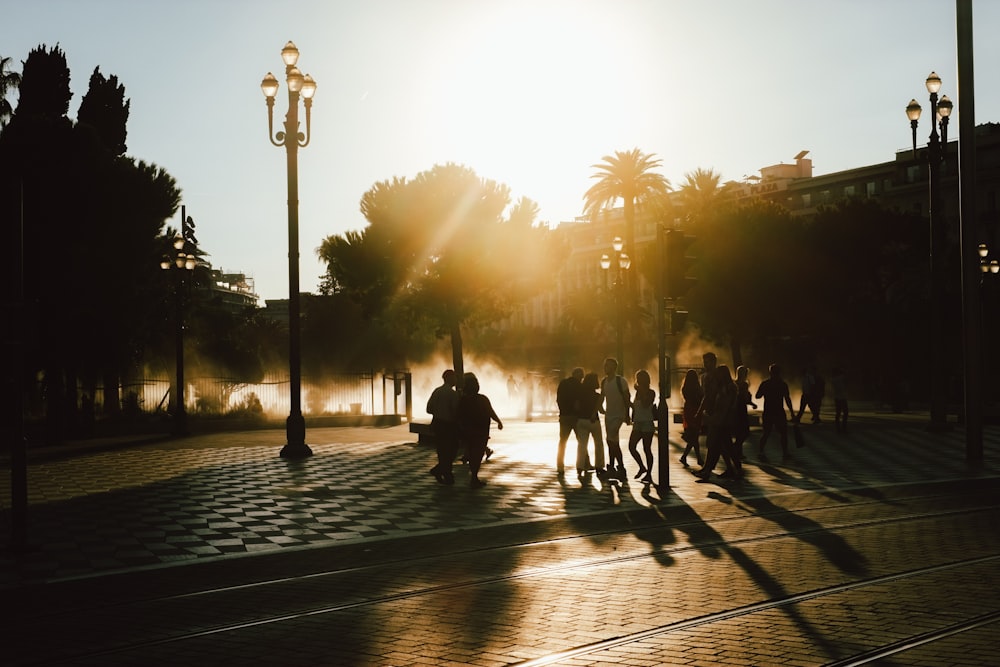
[261, 41, 316, 459]
[160, 207, 197, 436]
[600, 235, 631, 372]
[906, 71, 953, 432]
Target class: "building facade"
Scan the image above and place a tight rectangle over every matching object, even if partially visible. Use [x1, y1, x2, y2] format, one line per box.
[512, 123, 1000, 337]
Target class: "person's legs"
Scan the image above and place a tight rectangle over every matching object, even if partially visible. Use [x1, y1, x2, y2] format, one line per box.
[467, 438, 488, 487]
[589, 419, 606, 470]
[759, 418, 773, 455]
[641, 432, 655, 480]
[605, 415, 625, 471]
[795, 394, 809, 422]
[574, 420, 589, 472]
[777, 419, 790, 455]
[697, 429, 723, 477]
[628, 429, 644, 470]
[557, 415, 574, 471]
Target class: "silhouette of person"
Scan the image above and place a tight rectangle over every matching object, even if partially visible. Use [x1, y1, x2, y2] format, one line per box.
[695, 365, 739, 481]
[507, 374, 518, 400]
[427, 369, 459, 485]
[601, 357, 631, 478]
[733, 365, 758, 461]
[556, 367, 584, 474]
[795, 366, 823, 423]
[457, 372, 503, 488]
[756, 363, 794, 460]
[575, 372, 605, 477]
[694, 351, 719, 463]
[627, 369, 656, 483]
[680, 369, 704, 467]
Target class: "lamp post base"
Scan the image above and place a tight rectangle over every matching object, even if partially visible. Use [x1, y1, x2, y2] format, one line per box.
[280, 414, 312, 458]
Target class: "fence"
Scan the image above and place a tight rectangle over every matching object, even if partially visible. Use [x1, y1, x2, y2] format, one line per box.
[32, 371, 400, 419]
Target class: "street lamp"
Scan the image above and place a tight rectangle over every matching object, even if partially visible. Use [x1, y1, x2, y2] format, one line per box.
[600, 235, 631, 371]
[979, 243, 1000, 276]
[160, 208, 197, 436]
[907, 72, 953, 431]
[261, 41, 316, 459]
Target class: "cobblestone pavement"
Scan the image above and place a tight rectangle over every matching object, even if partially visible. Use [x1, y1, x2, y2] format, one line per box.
[1, 412, 998, 589]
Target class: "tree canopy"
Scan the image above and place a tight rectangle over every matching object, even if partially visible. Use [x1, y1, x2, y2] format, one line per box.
[318, 163, 563, 376]
[1, 44, 180, 435]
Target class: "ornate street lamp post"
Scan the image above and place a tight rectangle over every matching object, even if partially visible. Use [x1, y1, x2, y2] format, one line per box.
[979, 243, 1000, 277]
[907, 72, 953, 431]
[600, 236, 631, 372]
[261, 41, 316, 459]
[160, 207, 197, 436]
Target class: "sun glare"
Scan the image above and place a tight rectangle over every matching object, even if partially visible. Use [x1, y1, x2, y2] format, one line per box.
[416, 3, 635, 210]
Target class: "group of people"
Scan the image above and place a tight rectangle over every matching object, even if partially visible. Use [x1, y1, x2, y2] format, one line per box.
[681, 353, 850, 481]
[555, 352, 851, 486]
[556, 357, 658, 483]
[426, 369, 503, 488]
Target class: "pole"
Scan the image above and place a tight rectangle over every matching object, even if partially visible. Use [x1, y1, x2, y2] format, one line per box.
[280, 67, 310, 458]
[656, 224, 670, 492]
[616, 266, 624, 373]
[927, 89, 948, 431]
[956, 0, 982, 464]
[173, 206, 188, 436]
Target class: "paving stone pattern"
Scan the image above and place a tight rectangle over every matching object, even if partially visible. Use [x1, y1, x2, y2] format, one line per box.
[1, 414, 997, 588]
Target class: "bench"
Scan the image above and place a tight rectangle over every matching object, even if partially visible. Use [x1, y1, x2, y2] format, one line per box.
[409, 422, 436, 445]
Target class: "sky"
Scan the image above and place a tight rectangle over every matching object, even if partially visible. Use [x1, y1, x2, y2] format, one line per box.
[4, 0, 1000, 302]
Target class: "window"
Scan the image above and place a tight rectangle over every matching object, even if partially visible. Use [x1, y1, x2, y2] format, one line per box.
[866, 181, 877, 197]
[907, 165, 921, 183]
[843, 185, 856, 198]
[801, 193, 812, 207]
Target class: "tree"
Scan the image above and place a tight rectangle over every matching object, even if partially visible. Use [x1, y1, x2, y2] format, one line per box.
[583, 148, 671, 272]
[583, 149, 671, 366]
[77, 67, 129, 156]
[0, 54, 21, 128]
[1, 44, 180, 436]
[689, 198, 805, 365]
[319, 164, 563, 376]
[677, 167, 733, 223]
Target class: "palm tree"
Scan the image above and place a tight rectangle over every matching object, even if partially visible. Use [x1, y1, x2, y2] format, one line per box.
[583, 148, 671, 270]
[678, 167, 731, 224]
[0, 54, 22, 128]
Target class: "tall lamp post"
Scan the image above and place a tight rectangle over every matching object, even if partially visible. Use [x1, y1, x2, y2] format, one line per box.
[906, 72, 953, 431]
[980, 244, 1000, 277]
[261, 41, 316, 459]
[600, 236, 631, 371]
[160, 207, 197, 436]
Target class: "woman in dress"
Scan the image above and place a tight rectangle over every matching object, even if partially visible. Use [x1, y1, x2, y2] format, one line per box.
[627, 369, 656, 483]
[680, 369, 704, 467]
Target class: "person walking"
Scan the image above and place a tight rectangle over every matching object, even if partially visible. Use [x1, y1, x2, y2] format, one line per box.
[680, 369, 704, 467]
[831, 366, 849, 433]
[627, 369, 656, 483]
[733, 365, 758, 462]
[575, 372, 605, 478]
[694, 365, 739, 481]
[427, 369, 460, 485]
[456, 372, 503, 488]
[795, 366, 823, 423]
[694, 352, 719, 464]
[601, 357, 631, 479]
[756, 363, 795, 460]
[555, 367, 584, 474]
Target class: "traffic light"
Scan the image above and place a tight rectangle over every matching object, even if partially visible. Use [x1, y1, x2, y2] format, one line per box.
[182, 215, 198, 246]
[664, 230, 697, 298]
